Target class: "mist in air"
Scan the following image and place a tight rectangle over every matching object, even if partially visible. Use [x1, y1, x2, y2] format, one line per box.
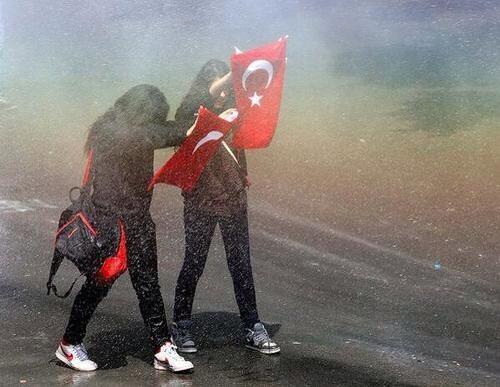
[1, 0, 499, 282]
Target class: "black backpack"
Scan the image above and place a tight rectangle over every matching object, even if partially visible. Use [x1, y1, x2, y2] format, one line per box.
[47, 151, 120, 298]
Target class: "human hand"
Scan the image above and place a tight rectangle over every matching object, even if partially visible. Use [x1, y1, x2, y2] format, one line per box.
[186, 109, 202, 136]
[219, 108, 238, 122]
[186, 119, 197, 136]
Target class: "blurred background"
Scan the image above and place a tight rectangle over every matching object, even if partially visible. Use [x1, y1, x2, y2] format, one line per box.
[1, 0, 499, 281]
[0, 1, 499, 384]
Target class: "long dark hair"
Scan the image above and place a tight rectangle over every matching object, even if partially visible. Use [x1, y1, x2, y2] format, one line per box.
[175, 59, 232, 121]
[85, 84, 170, 154]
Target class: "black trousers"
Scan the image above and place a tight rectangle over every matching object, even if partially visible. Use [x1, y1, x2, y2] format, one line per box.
[63, 214, 169, 348]
[173, 206, 259, 328]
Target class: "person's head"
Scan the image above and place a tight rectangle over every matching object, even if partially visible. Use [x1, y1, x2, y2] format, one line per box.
[114, 84, 169, 126]
[176, 59, 232, 120]
[195, 59, 230, 92]
[85, 84, 170, 153]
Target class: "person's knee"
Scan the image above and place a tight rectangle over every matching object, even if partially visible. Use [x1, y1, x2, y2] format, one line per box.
[228, 256, 251, 272]
[135, 276, 161, 291]
[179, 268, 204, 286]
[181, 255, 206, 276]
[86, 278, 113, 296]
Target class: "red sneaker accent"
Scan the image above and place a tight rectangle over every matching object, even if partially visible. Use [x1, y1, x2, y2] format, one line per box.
[60, 344, 74, 361]
[155, 341, 173, 354]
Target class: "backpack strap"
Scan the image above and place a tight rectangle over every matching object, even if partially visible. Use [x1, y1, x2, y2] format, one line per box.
[46, 247, 65, 296]
[47, 243, 85, 298]
[47, 277, 84, 298]
[47, 150, 95, 297]
[81, 149, 95, 195]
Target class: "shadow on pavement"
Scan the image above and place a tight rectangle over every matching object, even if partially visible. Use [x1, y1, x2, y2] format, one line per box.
[84, 311, 413, 386]
[86, 311, 281, 369]
[191, 311, 281, 347]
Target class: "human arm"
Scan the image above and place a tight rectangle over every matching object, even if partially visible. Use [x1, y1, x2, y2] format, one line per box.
[146, 119, 196, 149]
[209, 72, 232, 98]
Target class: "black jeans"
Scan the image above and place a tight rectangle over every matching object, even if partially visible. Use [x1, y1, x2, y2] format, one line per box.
[173, 206, 259, 328]
[63, 214, 169, 348]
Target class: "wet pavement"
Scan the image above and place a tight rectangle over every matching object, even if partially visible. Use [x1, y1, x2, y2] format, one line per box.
[0, 186, 499, 387]
[2, 0, 500, 385]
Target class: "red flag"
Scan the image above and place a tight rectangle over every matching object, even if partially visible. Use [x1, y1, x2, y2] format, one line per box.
[149, 106, 233, 192]
[231, 37, 287, 149]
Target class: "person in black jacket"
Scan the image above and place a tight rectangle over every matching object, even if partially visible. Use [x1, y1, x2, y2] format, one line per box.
[170, 60, 280, 355]
[55, 85, 194, 373]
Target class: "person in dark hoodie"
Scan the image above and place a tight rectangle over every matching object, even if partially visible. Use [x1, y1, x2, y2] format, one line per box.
[170, 60, 280, 355]
[55, 85, 194, 373]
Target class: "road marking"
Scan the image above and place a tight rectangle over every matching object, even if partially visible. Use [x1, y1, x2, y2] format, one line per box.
[0, 199, 58, 214]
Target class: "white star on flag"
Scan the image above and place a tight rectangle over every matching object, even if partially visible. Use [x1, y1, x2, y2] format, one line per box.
[249, 92, 263, 107]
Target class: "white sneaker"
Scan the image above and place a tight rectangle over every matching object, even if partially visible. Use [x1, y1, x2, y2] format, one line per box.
[55, 341, 98, 371]
[154, 342, 194, 373]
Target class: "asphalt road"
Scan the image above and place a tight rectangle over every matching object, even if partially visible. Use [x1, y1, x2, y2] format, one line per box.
[0, 187, 499, 386]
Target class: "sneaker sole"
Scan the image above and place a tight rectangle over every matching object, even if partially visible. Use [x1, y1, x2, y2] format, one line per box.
[245, 344, 281, 355]
[176, 347, 198, 354]
[55, 348, 97, 372]
[154, 358, 194, 373]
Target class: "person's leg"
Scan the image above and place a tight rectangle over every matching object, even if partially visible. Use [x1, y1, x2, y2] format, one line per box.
[173, 207, 217, 323]
[125, 216, 170, 349]
[63, 279, 111, 345]
[219, 208, 280, 354]
[218, 208, 259, 329]
[171, 207, 217, 353]
[124, 215, 193, 372]
[57, 278, 111, 371]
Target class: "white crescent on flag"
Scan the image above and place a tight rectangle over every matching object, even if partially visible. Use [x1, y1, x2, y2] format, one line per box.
[242, 59, 274, 91]
[192, 130, 224, 154]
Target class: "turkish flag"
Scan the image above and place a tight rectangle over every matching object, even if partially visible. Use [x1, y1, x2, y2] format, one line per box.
[149, 106, 233, 192]
[231, 37, 287, 149]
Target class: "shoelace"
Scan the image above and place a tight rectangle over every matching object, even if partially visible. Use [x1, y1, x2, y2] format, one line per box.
[73, 344, 89, 361]
[163, 345, 184, 362]
[253, 327, 272, 345]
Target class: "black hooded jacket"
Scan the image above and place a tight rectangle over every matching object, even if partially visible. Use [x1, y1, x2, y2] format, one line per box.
[87, 85, 189, 216]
